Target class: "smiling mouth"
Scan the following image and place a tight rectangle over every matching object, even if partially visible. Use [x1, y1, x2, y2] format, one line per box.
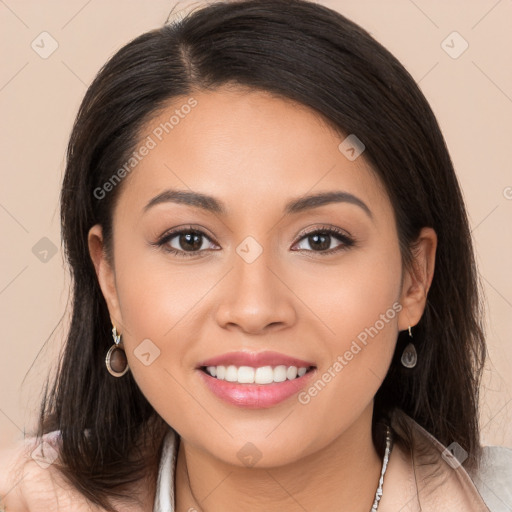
[200, 364, 316, 385]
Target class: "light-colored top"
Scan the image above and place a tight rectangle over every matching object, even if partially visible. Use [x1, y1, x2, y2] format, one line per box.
[153, 414, 512, 512]
[1, 413, 511, 511]
[471, 445, 512, 511]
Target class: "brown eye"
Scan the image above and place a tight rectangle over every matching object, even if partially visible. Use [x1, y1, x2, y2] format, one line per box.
[154, 227, 219, 258]
[293, 227, 355, 254]
[171, 232, 205, 252]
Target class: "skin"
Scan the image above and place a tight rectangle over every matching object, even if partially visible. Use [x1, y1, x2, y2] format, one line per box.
[88, 86, 437, 512]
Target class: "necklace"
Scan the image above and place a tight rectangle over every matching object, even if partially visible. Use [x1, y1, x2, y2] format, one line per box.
[370, 425, 394, 511]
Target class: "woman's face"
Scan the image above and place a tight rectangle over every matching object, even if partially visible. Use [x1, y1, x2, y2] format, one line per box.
[89, 86, 435, 467]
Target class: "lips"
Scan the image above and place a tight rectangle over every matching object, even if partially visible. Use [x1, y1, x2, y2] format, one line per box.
[197, 365, 317, 408]
[195, 350, 317, 408]
[196, 350, 316, 369]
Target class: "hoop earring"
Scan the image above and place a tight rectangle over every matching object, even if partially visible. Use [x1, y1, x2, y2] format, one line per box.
[400, 325, 417, 368]
[105, 325, 129, 377]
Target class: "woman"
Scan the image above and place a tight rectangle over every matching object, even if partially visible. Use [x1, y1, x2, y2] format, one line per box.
[1, 0, 511, 510]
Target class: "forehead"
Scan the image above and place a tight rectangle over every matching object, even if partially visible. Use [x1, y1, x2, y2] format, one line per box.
[114, 87, 391, 221]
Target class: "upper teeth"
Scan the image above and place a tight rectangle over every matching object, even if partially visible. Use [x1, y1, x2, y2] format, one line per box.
[205, 365, 309, 384]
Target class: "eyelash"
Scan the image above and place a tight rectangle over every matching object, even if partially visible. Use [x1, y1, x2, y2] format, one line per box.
[152, 224, 356, 258]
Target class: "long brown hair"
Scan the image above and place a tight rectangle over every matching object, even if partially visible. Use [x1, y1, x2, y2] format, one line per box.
[36, 0, 486, 509]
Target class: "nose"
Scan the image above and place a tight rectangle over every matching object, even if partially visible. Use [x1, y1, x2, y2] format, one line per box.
[214, 246, 297, 335]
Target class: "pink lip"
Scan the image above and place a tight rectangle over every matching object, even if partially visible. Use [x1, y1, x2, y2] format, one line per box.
[197, 350, 316, 369]
[197, 367, 317, 409]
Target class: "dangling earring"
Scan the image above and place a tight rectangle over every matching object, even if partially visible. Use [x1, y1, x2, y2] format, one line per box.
[401, 325, 417, 368]
[105, 325, 129, 377]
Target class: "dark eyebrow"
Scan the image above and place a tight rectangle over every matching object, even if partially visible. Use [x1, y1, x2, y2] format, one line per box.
[143, 189, 226, 214]
[143, 188, 373, 220]
[284, 191, 373, 220]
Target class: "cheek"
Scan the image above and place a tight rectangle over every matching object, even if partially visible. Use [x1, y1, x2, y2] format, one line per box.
[292, 240, 402, 423]
[113, 233, 211, 336]
[110, 242, 217, 403]
[291, 233, 402, 345]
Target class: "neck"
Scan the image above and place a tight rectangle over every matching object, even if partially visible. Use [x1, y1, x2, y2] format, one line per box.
[175, 404, 383, 512]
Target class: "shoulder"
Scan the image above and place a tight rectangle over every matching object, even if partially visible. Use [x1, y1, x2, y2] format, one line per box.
[389, 409, 509, 511]
[0, 437, 27, 510]
[470, 445, 512, 512]
[0, 431, 104, 511]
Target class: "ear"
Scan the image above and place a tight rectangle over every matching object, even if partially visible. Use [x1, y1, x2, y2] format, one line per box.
[397, 227, 437, 332]
[88, 224, 123, 328]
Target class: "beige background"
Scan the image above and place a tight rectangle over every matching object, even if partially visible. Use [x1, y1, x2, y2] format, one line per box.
[0, 0, 511, 451]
